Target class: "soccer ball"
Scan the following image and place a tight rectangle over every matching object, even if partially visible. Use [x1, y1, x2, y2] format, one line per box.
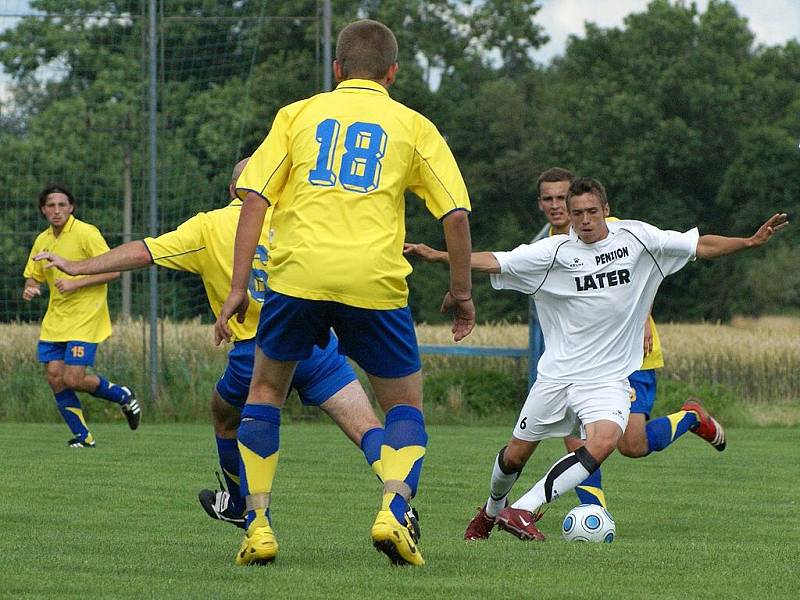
[561, 504, 616, 543]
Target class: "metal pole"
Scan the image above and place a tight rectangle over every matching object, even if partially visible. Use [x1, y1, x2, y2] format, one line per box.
[148, 0, 159, 402]
[121, 148, 132, 320]
[323, 0, 332, 90]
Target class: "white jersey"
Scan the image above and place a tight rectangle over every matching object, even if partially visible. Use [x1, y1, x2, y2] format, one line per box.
[491, 220, 698, 383]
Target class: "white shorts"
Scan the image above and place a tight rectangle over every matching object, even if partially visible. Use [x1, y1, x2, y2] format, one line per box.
[512, 379, 631, 442]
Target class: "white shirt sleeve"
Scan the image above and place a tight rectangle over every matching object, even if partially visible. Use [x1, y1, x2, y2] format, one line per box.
[626, 221, 699, 277]
[489, 240, 555, 294]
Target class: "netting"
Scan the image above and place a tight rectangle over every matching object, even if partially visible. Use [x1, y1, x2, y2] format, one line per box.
[0, 1, 323, 400]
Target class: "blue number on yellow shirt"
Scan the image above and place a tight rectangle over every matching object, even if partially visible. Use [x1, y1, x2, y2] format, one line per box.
[308, 120, 387, 193]
[308, 119, 340, 186]
[248, 245, 269, 304]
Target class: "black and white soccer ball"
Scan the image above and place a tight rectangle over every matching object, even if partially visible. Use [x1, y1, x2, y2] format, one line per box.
[561, 504, 616, 543]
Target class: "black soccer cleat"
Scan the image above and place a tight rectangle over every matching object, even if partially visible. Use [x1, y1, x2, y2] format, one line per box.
[199, 488, 246, 529]
[67, 436, 96, 448]
[119, 387, 141, 430]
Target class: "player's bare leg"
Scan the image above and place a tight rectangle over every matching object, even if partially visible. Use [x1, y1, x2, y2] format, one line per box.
[617, 413, 649, 457]
[367, 371, 425, 566]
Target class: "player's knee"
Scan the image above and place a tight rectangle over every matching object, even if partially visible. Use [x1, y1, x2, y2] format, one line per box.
[617, 436, 647, 458]
[210, 394, 240, 436]
[46, 372, 64, 390]
[62, 370, 82, 390]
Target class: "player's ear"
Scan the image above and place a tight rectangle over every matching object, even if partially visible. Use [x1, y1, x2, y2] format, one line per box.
[333, 60, 344, 83]
[385, 62, 399, 85]
[603, 204, 610, 217]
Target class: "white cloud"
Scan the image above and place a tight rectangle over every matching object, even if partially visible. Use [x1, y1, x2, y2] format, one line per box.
[533, 0, 800, 64]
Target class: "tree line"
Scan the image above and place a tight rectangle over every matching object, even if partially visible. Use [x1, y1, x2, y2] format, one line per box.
[1, 0, 797, 324]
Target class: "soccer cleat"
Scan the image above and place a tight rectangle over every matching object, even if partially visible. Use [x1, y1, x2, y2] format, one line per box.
[464, 505, 497, 541]
[119, 388, 141, 430]
[67, 436, 95, 448]
[495, 506, 546, 541]
[235, 523, 279, 566]
[371, 509, 425, 566]
[198, 488, 245, 529]
[682, 398, 726, 452]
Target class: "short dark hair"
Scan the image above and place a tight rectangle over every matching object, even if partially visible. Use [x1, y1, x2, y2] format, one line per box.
[335, 20, 398, 80]
[38, 184, 76, 210]
[567, 177, 608, 207]
[536, 167, 574, 195]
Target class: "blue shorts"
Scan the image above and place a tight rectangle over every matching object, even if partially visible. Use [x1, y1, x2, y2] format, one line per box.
[37, 341, 98, 366]
[628, 369, 657, 418]
[256, 290, 421, 378]
[215, 336, 358, 409]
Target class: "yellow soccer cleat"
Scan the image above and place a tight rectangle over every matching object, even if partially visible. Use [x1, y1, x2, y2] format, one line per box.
[371, 509, 425, 566]
[235, 523, 279, 566]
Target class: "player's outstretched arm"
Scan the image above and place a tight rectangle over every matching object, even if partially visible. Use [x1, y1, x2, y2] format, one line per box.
[34, 241, 153, 275]
[214, 191, 267, 345]
[696, 213, 789, 259]
[404, 243, 501, 273]
[53, 271, 119, 294]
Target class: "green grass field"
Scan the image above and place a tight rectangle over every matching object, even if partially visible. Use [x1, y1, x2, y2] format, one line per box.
[1, 423, 797, 599]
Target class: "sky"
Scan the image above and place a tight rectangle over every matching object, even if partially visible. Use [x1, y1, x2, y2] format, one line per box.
[532, 0, 800, 64]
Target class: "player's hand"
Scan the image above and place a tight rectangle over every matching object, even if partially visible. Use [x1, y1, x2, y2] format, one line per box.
[403, 242, 443, 263]
[22, 285, 41, 301]
[214, 289, 249, 345]
[643, 318, 653, 356]
[54, 278, 78, 294]
[440, 291, 475, 342]
[750, 213, 789, 246]
[34, 251, 78, 274]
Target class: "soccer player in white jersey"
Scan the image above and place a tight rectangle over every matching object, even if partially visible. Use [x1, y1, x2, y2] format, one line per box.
[405, 176, 787, 541]
[34, 159, 399, 532]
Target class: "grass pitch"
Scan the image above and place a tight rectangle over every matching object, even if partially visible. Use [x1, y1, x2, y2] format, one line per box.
[1, 423, 797, 599]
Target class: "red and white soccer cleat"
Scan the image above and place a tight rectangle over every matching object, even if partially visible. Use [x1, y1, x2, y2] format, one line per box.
[682, 397, 726, 452]
[495, 506, 546, 541]
[464, 505, 497, 541]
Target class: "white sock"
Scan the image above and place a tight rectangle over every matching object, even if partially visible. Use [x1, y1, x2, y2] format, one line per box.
[486, 447, 521, 518]
[512, 448, 598, 513]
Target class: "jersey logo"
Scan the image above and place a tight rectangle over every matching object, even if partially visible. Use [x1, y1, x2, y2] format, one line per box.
[567, 257, 584, 269]
[574, 269, 631, 291]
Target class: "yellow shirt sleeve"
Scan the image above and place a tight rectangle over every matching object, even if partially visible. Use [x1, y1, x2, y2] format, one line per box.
[407, 117, 471, 219]
[23, 235, 45, 281]
[144, 214, 207, 274]
[236, 107, 294, 205]
[81, 225, 111, 258]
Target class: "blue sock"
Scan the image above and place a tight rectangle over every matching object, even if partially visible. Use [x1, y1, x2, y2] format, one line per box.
[360, 427, 384, 481]
[381, 405, 427, 524]
[216, 436, 244, 515]
[91, 376, 129, 405]
[238, 404, 281, 529]
[575, 466, 607, 507]
[645, 410, 700, 453]
[55, 390, 91, 441]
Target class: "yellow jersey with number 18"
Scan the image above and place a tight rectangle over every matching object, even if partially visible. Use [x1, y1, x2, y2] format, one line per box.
[237, 78, 471, 310]
[23, 215, 112, 343]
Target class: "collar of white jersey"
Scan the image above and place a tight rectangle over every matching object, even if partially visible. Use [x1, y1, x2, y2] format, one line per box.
[567, 224, 616, 245]
[334, 79, 390, 96]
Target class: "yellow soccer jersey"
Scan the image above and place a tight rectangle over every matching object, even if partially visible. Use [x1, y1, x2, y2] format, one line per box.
[143, 200, 270, 342]
[237, 78, 471, 309]
[24, 215, 112, 343]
